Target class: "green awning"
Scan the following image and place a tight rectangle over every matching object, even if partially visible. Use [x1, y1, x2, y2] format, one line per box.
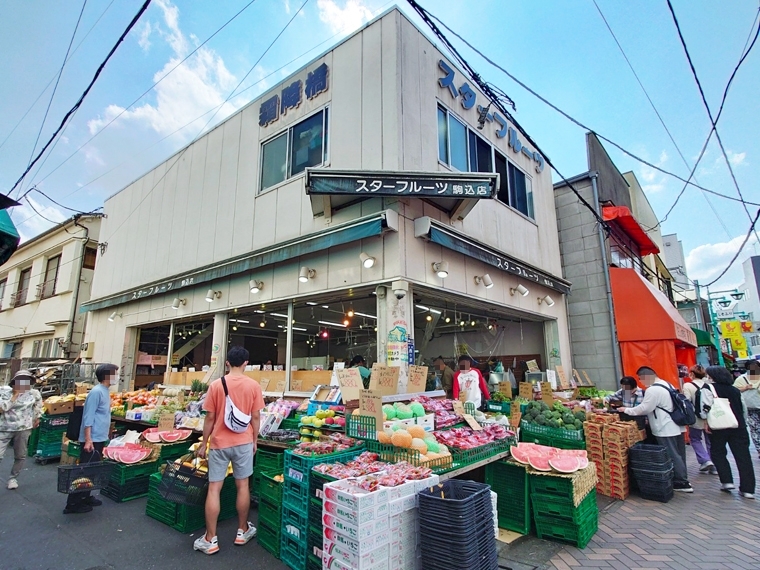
[0, 209, 20, 266]
[691, 327, 716, 348]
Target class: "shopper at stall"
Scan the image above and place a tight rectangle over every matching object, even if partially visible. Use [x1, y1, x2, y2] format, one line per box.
[734, 360, 760, 457]
[621, 366, 693, 493]
[683, 365, 715, 473]
[0, 370, 42, 490]
[194, 346, 264, 555]
[349, 355, 371, 389]
[603, 376, 644, 408]
[706, 366, 756, 498]
[452, 355, 490, 409]
[434, 356, 455, 398]
[64, 363, 118, 514]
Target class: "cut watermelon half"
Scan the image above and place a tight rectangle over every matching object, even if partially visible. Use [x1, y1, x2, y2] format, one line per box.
[528, 455, 552, 471]
[549, 456, 580, 474]
[160, 431, 182, 443]
[105, 447, 122, 462]
[510, 446, 531, 464]
[577, 457, 589, 470]
[143, 432, 162, 443]
[118, 448, 148, 465]
[175, 429, 192, 441]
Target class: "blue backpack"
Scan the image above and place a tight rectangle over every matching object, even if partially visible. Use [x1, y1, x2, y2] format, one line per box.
[651, 383, 697, 426]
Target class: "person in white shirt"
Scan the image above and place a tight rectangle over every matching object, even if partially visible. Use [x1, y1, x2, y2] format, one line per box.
[622, 366, 693, 493]
[683, 365, 716, 474]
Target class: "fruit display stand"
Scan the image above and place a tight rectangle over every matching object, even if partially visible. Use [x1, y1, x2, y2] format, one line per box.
[35, 413, 71, 464]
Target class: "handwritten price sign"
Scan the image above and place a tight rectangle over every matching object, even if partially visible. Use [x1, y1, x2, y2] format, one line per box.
[359, 389, 384, 438]
[369, 364, 399, 396]
[337, 368, 363, 402]
[407, 365, 428, 394]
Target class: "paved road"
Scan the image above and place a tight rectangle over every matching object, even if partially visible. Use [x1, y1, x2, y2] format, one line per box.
[547, 443, 760, 570]
[0, 458, 288, 570]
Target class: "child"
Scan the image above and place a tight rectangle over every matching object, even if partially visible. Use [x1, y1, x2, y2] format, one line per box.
[452, 355, 490, 409]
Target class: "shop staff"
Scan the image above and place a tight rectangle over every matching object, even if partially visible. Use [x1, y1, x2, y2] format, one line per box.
[433, 356, 455, 398]
[452, 355, 490, 409]
[349, 355, 371, 389]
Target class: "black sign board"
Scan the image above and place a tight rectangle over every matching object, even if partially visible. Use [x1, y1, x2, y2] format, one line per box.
[307, 171, 497, 199]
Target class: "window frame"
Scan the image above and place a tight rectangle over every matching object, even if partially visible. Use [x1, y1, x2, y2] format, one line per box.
[0, 279, 6, 310]
[259, 106, 330, 194]
[83, 247, 97, 270]
[16, 267, 32, 306]
[41, 254, 61, 299]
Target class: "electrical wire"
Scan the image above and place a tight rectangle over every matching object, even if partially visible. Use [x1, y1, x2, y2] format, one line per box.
[666, 0, 760, 245]
[416, 2, 760, 210]
[0, 0, 117, 155]
[7, 0, 153, 198]
[29, 0, 261, 191]
[702, 208, 760, 287]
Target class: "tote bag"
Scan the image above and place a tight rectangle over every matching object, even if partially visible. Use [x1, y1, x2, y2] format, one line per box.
[706, 384, 739, 430]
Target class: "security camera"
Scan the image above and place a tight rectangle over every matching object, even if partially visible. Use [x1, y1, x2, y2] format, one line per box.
[391, 280, 409, 300]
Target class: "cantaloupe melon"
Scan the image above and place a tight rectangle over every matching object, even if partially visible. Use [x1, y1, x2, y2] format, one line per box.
[425, 439, 440, 453]
[391, 429, 412, 448]
[377, 431, 391, 444]
[407, 425, 427, 439]
[410, 438, 428, 455]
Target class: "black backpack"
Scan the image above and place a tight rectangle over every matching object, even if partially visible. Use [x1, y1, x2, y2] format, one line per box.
[651, 383, 697, 426]
[692, 381, 714, 421]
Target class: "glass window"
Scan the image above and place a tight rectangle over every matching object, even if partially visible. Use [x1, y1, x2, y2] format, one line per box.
[83, 247, 97, 270]
[291, 111, 326, 177]
[32, 340, 41, 358]
[0, 279, 6, 309]
[437, 106, 449, 163]
[261, 132, 288, 190]
[10, 342, 22, 359]
[16, 268, 31, 306]
[494, 152, 509, 204]
[508, 163, 534, 219]
[42, 255, 60, 299]
[41, 339, 51, 358]
[449, 115, 468, 171]
[53, 337, 65, 358]
[469, 131, 492, 173]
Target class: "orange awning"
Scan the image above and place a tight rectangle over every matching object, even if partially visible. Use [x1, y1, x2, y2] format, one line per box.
[603, 206, 660, 256]
[610, 268, 697, 347]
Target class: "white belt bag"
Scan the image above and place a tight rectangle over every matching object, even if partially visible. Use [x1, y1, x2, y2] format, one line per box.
[221, 376, 251, 433]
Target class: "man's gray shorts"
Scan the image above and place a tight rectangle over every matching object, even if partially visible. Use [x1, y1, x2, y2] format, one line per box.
[208, 444, 254, 482]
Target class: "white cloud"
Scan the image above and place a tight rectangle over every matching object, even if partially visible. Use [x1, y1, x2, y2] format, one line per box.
[727, 150, 746, 167]
[283, 0, 291, 14]
[13, 197, 68, 243]
[138, 22, 153, 52]
[317, 0, 372, 34]
[87, 0, 238, 139]
[640, 149, 668, 194]
[685, 234, 759, 289]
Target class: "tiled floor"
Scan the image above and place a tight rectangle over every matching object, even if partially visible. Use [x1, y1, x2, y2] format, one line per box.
[548, 444, 760, 570]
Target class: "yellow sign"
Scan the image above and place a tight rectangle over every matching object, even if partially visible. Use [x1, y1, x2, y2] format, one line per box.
[721, 320, 747, 352]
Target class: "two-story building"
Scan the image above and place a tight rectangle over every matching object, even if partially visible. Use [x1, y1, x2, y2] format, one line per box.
[0, 214, 102, 376]
[81, 9, 573, 393]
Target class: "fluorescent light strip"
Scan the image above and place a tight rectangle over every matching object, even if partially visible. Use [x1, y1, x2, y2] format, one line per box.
[415, 304, 430, 311]
[353, 312, 377, 319]
[278, 325, 307, 331]
[306, 302, 318, 306]
[318, 320, 347, 328]
[270, 313, 288, 318]
[231, 319, 250, 324]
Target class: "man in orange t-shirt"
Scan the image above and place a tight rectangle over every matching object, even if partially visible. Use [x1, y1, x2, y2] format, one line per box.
[194, 346, 264, 555]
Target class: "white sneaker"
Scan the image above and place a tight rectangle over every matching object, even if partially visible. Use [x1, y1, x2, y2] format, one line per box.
[235, 522, 257, 545]
[740, 492, 755, 499]
[709, 466, 718, 475]
[7, 478, 18, 490]
[721, 483, 735, 492]
[193, 534, 219, 555]
[699, 462, 714, 473]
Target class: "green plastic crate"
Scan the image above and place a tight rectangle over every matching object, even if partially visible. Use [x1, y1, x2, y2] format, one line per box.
[258, 497, 282, 529]
[485, 400, 511, 413]
[67, 441, 81, 458]
[39, 414, 70, 429]
[530, 472, 589, 501]
[284, 446, 364, 486]
[534, 504, 598, 549]
[365, 440, 454, 473]
[520, 420, 584, 442]
[256, 448, 285, 472]
[346, 414, 377, 440]
[155, 440, 192, 462]
[27, 427, 40, 455]
[520, 430, 586, 450]
[307, 553, 321, 570]
[531, 490, 597, 524]
[284, 477, 309, 507]
[102, 474, 151, 502]
[281, 530, 308, 570]
[280, 417, 300, 431]
[259, 471, 284, 505]
[486, 460, 530, 534]
[108, 459, 159, 485]
[282, 503, 309, 543]
[257, 519, 281, 559]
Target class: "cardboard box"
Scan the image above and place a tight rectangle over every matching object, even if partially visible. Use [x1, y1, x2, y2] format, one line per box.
[322, 552, 389, 570]
[310, 385, 343, 406]
[323, 513, 389, 541]
[388, 494, 417, 515]
[46, 401, 74, 416]
[323, 526, 390, 554]
[322, 540, 389, 569]
[323, 498, 388, 525]
[323, 479, 390, 511]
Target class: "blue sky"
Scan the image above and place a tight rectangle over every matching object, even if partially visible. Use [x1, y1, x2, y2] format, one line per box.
[0, 0, 758, 291]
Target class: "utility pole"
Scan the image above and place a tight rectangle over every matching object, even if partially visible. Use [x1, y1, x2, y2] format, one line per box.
[702, 282, 725, 367]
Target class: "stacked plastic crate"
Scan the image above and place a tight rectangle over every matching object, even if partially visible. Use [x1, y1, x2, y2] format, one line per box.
[252, 448, 284, 501]
[485, 460, 531, 535]
[256, 471, 284, 559]
[530, 465, 599, 549]
[34, 414, 70, 463]
[101, 458, 159, 502]
[628, 443, 674, 503]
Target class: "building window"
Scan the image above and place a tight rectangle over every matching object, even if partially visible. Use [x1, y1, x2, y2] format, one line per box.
[0, 279, 5, 310]
[438, 105, 535, 219]
[41, 255, 61, 299]
[83, 247, 97, 270]
[260, 108, 329, 192]
[32, 340, 41, 358]
[53, 337, 65, 358]
[3, 341, 22, 359]
[41, 339, 51, 358]
[15, 268, 31, 306]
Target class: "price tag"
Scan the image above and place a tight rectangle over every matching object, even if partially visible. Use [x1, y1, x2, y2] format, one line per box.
[337, 368, 363, 402]
[459, 390, 469, 404]
[546, 369, 557, 390]
[526, 359, 540, 373]
[519, 382, 533, 400]
[359, 389, 383, 435]
[274, 379, 286, 394]
[155, 396, 165, 407]
[406, 365, 428, 394]
[510, 401, 521, 416]
[127, 401, 134, 411]
[291, 379, 303, 392]
[452, 400, 465, 417]
[572, 388, 580, 400]
[509, 411, 522, 429]
[158, 413, 174, 432]
[259, 378, 271, 392]
[462, 413, 482, 431]
[369, 364, 399, 396]
[177, 391, 185, 405]
[572, 369, 583, 387]
[498, 382, 512, 399]
[556, 366, 570, 390]
[541, 382, 555, 406]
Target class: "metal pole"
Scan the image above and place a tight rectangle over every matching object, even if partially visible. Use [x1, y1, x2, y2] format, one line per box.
[285, 300, 294, 391]
[164, 322, 175, 386]
[705, 285, 725, 366]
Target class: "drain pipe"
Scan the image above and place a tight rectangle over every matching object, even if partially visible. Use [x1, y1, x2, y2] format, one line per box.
[590, 172, 622, 381]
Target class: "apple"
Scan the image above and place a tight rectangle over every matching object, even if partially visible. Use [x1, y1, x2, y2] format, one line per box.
[315, 409, 328, 420]
[325, 409, 336, 418]
[313, 418, 324, 428]
[324, 417, 335, 425]
[301, 416, 314, 425]
[312, 430, 323, 438]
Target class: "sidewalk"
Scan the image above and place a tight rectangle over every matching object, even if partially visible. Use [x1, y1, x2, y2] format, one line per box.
[548, 444, 760, 570]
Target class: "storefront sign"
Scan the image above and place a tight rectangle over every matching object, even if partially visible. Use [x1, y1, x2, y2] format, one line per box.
[407, 338, 415, 366]
[307, 172, 496, 199]
[259, 63, 329, 127]
[407, 365, 428, 394]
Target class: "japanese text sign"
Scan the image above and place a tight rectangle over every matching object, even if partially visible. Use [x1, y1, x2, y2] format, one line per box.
[519, 382, 534, 400]
[369, 364, 399, 396]
[359, 389, 383, 437]
[337, 368, 363, 402]
[555, 366, 570, 390]
[407, 365, 428, 394]
[158, 413, 174, 432]
[541, 382, 554, 406]
[462, 413, 482, 431]
[258, 378, 271, 392]
[308, 172, 496, 199]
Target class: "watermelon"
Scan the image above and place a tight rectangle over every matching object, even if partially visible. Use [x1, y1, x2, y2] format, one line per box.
[118, 448, 149, 465]
[528, 454, 552, 471]
[105, 447, 122, 462]
[160, 431, 183, 443]
[510, 446, 531, 465]
[549, 456, 580, 474]
[576, 457, 589, 470]
[143, 432, 162, 443]
[175, 429, 192, 441]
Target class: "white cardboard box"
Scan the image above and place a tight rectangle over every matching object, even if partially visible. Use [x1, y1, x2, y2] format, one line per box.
[324, 527, 390, 554]
[323, 498, 388, 525]
[323, 479, 390, 511]
[323, 553, 389, 570]
[323, 512, 390, 541]
[322, 540, 389, 569]
[388, 494, 417, 515]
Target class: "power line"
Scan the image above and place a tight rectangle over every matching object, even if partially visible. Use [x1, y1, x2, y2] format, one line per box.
[591, 0, 731, 238]
[0, 0, 117, 155]
[7, 0, 153, 198]
[666, 0, 760, 245]
[416, 3, 760, 210]
[703, 208, 760, 287]
[29, 0, 261, 191]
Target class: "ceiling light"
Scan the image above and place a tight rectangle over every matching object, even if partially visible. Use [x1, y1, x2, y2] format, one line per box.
[354, 311, 376, 319]
[432, 261, 449, 278]
[475, 274, 494, 289]
[249, 280, 263, 294]
[445, 314, 451, 323]
[259, 318, 266, 328]
[171, 298, 186, 310]
[231, 319, 249, 324]
[538, 295, 555, 307]
[320, 329, 329, 338]
[319, 320, 347, 328]
[306, 302, 318, 306]
[347, 305, 354, 318]
[232, 325, 238, 331]
[416, 304, 430, 311]
[471, 320, 476, 327]
[460, 319, 466, 327]
[426, 314, 433, 322]
[510, 284, 530, 297]
[374, 326, 378, 332]
[270, 313, 289, 319]
[343, 318, 350, 326]
[205, 289, 221, 303]
[299, 266, 316, 283]
[360, 253, 376, 268]
[108, 311, 121, 322]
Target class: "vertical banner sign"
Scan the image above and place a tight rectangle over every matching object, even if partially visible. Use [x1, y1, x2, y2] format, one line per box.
[406, 365, 428, 394]
[359, 389, 384, 437]
[386, 295, 410, 392]
[337, 368, 363, 402]
[407, 338, 415, 366]
[369, 364, 399, 396]
[555, 365, 570, 390]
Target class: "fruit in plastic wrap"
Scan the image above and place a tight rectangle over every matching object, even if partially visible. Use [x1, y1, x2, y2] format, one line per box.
[409, 402, 425, 418]
[390, 429, 412, 448]
[407, 425, 426, 440]
[383, 404, 396, 420]
[410, 438, 428, 455]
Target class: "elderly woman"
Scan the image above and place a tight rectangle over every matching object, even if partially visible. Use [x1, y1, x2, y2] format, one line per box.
[706, 366, 756, 499]
[0, 370, 43, 490]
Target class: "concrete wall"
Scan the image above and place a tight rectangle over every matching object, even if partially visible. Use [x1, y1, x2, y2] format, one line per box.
[587, 133, 631, 210]
[662, 233, 691, 291]
[554, 177, 618, 390]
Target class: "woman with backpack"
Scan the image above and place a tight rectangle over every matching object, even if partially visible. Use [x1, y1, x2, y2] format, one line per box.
[705, 366, 756, 499]
[734, 360, 760, 457]
[683, 365, 716, 474]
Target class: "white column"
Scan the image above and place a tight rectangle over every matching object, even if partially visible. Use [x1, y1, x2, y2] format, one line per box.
[203, 312, 229, 383]
[376, 281, 414, 393]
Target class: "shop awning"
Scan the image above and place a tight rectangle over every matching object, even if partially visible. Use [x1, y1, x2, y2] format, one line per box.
[691, 327, 717, 348]
[414, 216, 571, 294]
[610, 267, 697, 347]
[602, 206, 660, 256]
[0, 209, 20, 266]
[81, 210, 398, 313]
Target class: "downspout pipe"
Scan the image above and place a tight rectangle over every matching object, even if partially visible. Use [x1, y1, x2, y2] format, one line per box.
[67, 216, 88, 358]
[590, 173, 623, 381]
